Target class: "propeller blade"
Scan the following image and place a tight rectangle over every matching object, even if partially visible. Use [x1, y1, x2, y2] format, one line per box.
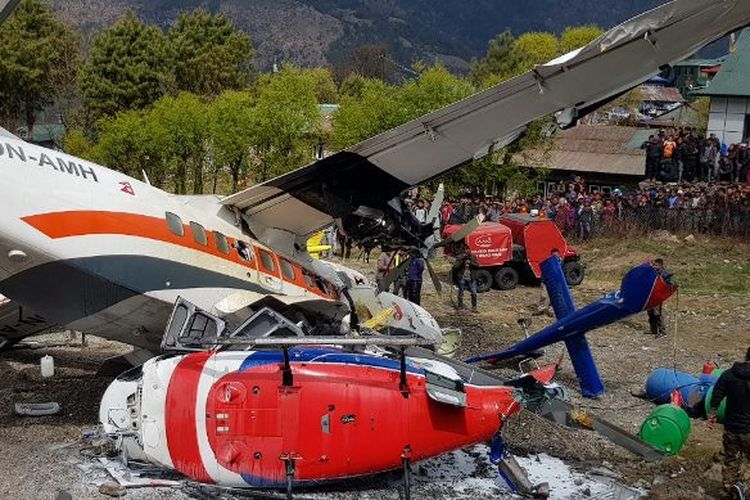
[434, 216, 481, 249]
[378, 256, 410, 293]
[426, 259, 443, 296]
[426, 183, 444, 224]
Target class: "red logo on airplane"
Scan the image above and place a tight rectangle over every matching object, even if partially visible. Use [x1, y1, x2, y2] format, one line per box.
[119, 182, 135, 196]
[392, 303, 403, 321]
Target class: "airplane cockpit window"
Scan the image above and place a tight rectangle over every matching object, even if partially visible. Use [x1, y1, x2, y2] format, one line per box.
[258, 249, 276, 273]
[165, 212, 185, 237]
[190, 222, 208, 246]
[214, 231, 230, 254]
[280, 259, 296, 281]
[236, 241, 252, 261]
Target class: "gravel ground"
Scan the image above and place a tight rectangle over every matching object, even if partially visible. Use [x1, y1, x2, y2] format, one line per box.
[0, 236, 747, 499]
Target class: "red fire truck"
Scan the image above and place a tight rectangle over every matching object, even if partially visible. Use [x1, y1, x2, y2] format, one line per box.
[442, 214, 584, 292]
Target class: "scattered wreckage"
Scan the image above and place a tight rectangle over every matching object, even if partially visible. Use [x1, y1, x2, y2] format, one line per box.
[97, 257, 673, 498]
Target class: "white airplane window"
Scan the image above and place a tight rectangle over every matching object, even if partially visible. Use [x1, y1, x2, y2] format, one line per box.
[165, 212, 184, 237]
[190, 222, 208, 246]
[213, 231, 230, 254]
[280, 259, 296, 281]
[258, 249, 276, 273]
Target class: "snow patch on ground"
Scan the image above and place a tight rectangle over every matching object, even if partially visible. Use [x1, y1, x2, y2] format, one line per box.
[414, 445, 643, 500]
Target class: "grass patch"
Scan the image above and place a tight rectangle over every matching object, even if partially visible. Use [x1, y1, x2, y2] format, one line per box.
[577, 235, 750, 296]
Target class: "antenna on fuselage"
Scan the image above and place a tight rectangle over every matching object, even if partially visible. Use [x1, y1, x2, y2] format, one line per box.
[141, 169, 151, 186]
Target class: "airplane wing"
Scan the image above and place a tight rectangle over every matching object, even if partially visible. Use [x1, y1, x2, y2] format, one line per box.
[224, 0, 750, 244]
[0, 0, 20, 24]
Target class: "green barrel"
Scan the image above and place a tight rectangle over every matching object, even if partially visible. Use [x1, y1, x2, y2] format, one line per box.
[640, 404, 692, 456]
[704, 384, 727, 423]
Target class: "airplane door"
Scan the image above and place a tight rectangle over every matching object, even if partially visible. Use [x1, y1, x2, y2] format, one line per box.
[254, 247, 283, 293]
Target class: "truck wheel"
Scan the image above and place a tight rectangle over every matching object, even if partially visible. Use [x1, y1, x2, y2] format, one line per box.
[494, 267, 519, 290]
[475, 270, 493, 293]
[564, 261, 585, 286]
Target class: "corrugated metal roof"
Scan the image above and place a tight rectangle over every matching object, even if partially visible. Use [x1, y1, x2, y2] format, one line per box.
[517, 125, 646, 177]
[696, 28, 750, 97]
[673, 57, 725, 68]
[643, 104, 701, 128]
[639, 85, 685, 103]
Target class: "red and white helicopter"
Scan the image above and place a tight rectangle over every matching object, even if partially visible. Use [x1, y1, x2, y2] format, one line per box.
[1, 0, 749, 495]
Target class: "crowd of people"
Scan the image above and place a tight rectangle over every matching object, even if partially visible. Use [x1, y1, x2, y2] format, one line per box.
[642, 127, 750, 184]
[426, 176, 750, 240]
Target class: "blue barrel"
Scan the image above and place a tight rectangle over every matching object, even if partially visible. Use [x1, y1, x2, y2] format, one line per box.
[645, 368, 701, 404]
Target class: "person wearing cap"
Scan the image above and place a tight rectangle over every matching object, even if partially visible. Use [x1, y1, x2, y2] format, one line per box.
[452, 243, 479, 312]
[709, 347, 750, 499]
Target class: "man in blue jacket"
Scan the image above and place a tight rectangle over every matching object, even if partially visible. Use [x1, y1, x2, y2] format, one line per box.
[710, 347, 750, 499]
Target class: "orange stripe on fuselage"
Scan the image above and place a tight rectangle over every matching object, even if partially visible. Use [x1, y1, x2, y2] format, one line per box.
[22, 210, 254, 269]
[21, 211, 337, 300]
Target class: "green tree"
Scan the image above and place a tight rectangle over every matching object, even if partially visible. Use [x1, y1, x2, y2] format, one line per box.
[469, 30, 523, 88]
[253, 65, 322, 181]
[169, 9, 253, 96]
[305, 67, 339, 103]
[149, 92, 209, 194]
[208, 90, 257, 192]
[79, 11, 173, 119]
[394, 65, 475, 124]
[331, 78, 398, 149]
[0, 0, 78, 134]
[61, 128, 93, 159]
[560, 25, 604, 53]
[514, 32, 560, 71]
[331, 66, 474, 150]
[339, 73, 368, 99]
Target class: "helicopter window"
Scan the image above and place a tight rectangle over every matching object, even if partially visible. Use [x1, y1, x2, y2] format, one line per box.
[190, 222, 208, 246]
[213, 231, 230, 254]
[165, 212, 184, 237]
[280, 259, 296, 281]
[258, 249, 276, 273]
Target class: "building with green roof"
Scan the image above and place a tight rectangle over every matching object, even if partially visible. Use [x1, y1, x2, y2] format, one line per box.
[696, 29, 750, 145]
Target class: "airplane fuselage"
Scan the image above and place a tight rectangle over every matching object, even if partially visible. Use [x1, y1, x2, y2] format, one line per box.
[0, 137, 341, 349]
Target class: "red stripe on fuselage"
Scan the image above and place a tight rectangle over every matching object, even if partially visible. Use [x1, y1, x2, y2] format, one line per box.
[21, 210, 337, 299]
[165, 351, 214, 483]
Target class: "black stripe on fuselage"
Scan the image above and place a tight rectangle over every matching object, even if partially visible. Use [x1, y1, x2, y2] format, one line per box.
[0, 255, 267, 326]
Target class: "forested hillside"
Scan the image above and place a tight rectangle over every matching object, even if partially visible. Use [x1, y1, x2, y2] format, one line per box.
[50, 0, 667, 70]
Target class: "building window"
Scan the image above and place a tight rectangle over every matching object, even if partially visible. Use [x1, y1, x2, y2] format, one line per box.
[214, 231, 230, 254]
[280, 259, 296, 281]
[166, 212, 184, 237]
[258, 249, 276, 273]
[190, 222, 207, 246]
